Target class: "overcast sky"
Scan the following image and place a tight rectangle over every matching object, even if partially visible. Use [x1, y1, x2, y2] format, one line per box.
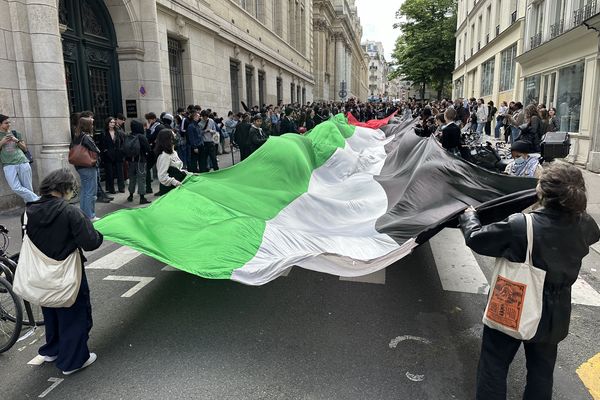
[355, 0, 405, 61]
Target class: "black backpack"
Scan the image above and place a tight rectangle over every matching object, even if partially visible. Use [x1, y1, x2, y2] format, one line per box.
[122, 133, 141, 158]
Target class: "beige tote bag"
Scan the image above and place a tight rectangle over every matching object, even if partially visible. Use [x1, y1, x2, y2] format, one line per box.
[13, 213, 82, 308]
[482, 213, 546, 340]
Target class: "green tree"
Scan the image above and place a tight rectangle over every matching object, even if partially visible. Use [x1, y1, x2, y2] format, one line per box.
[390, 0, 457, 100]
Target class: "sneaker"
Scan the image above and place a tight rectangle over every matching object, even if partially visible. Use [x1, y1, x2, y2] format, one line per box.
[118, 189, 126, 193]
[43, 355, 57, 362]
[97, 197, 112, 203]
[62, 353, 97, 376]
[153, 192, 162, 197]
[90, 217, 100, 223]
[139, 197, 151, 205]
[127, 194, 134, 202]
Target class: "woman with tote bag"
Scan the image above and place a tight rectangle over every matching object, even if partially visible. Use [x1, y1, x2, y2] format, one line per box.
[459, 162, 599, 400]
[17, 168, 103, 375]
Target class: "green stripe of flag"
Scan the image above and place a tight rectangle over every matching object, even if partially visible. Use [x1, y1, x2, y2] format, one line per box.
[94, 118, 356, 279]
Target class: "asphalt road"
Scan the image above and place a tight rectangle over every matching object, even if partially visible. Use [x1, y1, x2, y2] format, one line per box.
[1, 238, 598, 399]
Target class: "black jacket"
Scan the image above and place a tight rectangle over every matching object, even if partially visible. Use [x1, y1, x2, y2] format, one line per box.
[441, 123, 461, 150]
[459, 208, 599, 343]
[129, 119, 152, 162]
[234, 121, 252, 148]
[248, 125, 268, 153]
[100, 129, 124, 163]
[279, 116, 297, 134]
[23, 196, 103, 262]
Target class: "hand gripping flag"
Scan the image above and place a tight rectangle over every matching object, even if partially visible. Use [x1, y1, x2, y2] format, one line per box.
[94, 115, 537, 285]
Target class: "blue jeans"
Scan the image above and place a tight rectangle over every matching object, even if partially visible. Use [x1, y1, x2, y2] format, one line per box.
[77, 167, 97, 219]
[494, 121, 503, 139]
[3, 162, 39, 203]
[511, 126, 520, 143]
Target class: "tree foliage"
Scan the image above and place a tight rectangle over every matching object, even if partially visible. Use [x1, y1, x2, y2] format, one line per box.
[390, 0, 457, 100]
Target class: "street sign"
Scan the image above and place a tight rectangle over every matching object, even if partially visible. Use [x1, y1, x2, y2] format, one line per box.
[339, 90, 347, 98]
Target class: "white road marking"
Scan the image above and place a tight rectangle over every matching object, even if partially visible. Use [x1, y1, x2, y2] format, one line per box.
[38, 377, 63, 398]
[339, 268, 386, 284]
[572, 278, 600, 307]
[103, 276, 155, 297]
[86, 246, 141, 270]
[389, 335, 432, 348]
[161, 265, 179, 272]
[406, 372, 425, 382]
[28, 355, 46, 365]
[429, 228, 489, 294]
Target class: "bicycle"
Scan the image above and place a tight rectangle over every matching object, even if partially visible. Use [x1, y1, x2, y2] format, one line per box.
[0, 275, 22, 353]
[0, 224, 44, 353]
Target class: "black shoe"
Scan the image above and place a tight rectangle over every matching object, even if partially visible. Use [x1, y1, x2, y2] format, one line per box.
[127, 194, 133, 202]
[139, 197, 151, 205]
[153, 192, 162, 197]
[145, 187, 152, 193]
[98, 197, 112, 203]
[107, 190, 116, 194]
[118, 189, 125, 193]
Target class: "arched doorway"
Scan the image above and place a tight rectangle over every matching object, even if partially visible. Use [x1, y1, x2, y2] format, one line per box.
[59, 0, 122, 129]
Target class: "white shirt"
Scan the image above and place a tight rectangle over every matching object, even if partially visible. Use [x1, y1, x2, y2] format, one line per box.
[156, 150, 185, 187]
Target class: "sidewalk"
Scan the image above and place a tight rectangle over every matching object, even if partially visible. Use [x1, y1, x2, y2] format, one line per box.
[0, 149, 241, 256]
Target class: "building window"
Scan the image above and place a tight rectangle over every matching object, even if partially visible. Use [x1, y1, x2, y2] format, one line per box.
[168, 38, 185, 112]
[245, 65, 254, 107]
[291, 82, 296, 103]
[255, 0, 265, 22]
[524, 74, 541, 105]
[230, 61, 241, 113]
[258, 70, 265, 107]
[557, 61, 584, 132]
[454, 76, 464, 98]
[276, 77, 283, 104]
[499, 44, 517, 91]
[273, 2, 283, 36]
[480, 57, 495, 96]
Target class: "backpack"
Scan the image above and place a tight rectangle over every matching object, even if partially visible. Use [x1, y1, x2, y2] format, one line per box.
[122, 133, 141, 158]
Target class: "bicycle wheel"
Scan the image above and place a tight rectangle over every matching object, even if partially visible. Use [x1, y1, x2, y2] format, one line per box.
[0, 276, 22, 353]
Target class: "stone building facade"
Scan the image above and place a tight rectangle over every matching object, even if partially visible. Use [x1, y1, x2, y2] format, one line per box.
[362, 40, 388, 99]
[312, 0, 368, 102]
[452, 0, 600, 170]
[0, 0, 318, 208]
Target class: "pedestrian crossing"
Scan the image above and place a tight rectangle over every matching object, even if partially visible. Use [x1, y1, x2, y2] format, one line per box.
[86, 229, 600, 306]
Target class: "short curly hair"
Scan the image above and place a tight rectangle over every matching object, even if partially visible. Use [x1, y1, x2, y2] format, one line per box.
[537, 162, 587, 214]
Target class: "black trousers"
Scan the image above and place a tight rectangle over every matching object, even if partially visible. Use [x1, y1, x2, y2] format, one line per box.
[39, 272, 93, 372]
[104, 160, 124, 192]
[199, 142, 219, 172]
[188, 148, 201, 173]
[239, 146, 251, 161]
[476, 325, 558, 400]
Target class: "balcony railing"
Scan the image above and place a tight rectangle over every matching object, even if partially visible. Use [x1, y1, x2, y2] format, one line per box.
[529, 32, 542, 49]
[477, 41, 481, 51]
[550, 20, 564, 38]
[486, 33, 489, 44]
[574, 0, 598, 26]
[511, 10, 517, 24]
[495, 25, 500, 36]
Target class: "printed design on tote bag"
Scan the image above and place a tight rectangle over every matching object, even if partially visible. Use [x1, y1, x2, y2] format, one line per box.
[486, 275, 527, 330]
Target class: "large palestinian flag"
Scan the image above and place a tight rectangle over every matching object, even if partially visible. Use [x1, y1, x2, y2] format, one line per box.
[94, 115, 537, 285]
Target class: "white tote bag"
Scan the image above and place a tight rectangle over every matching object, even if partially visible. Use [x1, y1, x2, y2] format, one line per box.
[482, 213, 546, 340]
[13, 213, 82, 308]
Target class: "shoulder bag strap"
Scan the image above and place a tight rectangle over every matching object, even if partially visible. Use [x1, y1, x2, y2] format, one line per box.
[524, 213, 534, 265]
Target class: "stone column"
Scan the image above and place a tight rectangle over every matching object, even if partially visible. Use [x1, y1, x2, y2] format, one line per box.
[135, 3, 165, 114]
[335, 34, 346, 100]
[346, 46, 353, 96]
[8, 0, 72, 182]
